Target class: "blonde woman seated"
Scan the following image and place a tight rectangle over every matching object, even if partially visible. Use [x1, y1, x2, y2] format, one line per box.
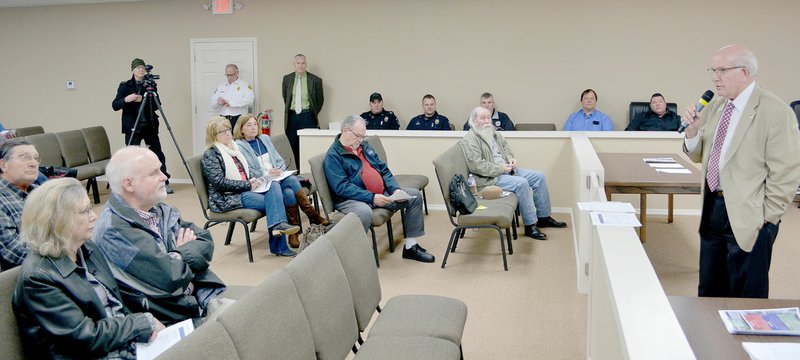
[233, 114, 329, 248]
[12, 178, 165, 359]
[201, 116, 299, 257]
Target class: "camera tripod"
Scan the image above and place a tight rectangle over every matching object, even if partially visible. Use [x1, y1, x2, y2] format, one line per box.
[129, 85, 191, 182]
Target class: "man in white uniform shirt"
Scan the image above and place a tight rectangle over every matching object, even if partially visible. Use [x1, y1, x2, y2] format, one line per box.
[210, 64, 255, 128]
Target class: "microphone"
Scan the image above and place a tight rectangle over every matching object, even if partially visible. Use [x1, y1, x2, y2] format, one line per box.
[678, 90, 715, 133]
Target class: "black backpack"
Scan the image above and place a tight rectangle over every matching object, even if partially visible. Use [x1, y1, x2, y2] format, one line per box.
[449, 174, 477, 216]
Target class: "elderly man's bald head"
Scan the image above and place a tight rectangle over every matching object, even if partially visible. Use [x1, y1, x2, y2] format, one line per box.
[106, 146, 168, 210]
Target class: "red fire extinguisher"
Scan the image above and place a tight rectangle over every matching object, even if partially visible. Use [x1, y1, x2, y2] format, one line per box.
[259, 110, 272, 136]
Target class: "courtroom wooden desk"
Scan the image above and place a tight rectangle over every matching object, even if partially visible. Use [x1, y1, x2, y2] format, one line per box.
[669, 296, 800, 360]
[598, 153, 701, 242]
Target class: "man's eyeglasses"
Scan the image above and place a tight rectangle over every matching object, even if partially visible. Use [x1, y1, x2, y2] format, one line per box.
[215, 128, 232, 136]
[10, 153, 40, 164]
[346, 128, 366, 140]
[707, 66, 745, 76]
[225, 73, 237, 77]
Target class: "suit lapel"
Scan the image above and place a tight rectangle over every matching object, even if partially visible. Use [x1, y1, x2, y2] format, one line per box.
[723, 85, 761, 164]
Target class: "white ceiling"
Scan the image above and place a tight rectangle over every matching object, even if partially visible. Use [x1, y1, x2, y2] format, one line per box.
[0, 0, 155, 8]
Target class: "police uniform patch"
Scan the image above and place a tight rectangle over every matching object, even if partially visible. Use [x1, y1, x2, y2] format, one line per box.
[237, 86, 241, 91]
[384, 116, 388, 122]
[248, 85, 252, 90]
[495, 121, 501, 127]
[434, 119, 439, 125]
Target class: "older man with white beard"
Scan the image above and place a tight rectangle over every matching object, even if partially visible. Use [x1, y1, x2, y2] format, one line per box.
[459, 106, 566, 240]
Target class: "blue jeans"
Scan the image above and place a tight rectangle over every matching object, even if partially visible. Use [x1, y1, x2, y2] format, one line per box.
[279, 175, 303, 206]
[241, 187, 290, 254]
[240, 186, 287, 228]
[335, 187, 425, 238]
[494, 167, 552, 225]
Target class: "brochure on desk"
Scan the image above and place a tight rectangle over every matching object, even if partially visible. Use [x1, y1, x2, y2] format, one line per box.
[719, 307, 800, 336]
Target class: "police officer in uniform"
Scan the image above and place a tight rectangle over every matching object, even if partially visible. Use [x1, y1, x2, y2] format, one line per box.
[462, 92, 516, 131]
[360, 93, 400, 130]
[210, 64, 255, 128]
[112, 57, 173, 194]
[406, 94, 451, 130]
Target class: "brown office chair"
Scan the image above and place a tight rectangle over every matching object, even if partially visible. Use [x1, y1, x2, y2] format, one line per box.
[270, 133, 319, 211]
[308, 153, 398, 267]
[187, 155, 264, 262]
[432, 144, 518, 271]
[54, 130, 102, 204]
[364, 135, 430, 215]
[514, 123, 557, 131]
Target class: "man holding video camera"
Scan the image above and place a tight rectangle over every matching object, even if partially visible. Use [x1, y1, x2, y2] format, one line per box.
[112, 57, 173, 193]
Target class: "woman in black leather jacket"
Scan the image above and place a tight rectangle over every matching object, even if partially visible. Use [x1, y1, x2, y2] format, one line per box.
[12, 178, 164, 359]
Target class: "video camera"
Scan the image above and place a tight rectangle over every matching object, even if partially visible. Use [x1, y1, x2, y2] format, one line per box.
[142, 64, 160, 89]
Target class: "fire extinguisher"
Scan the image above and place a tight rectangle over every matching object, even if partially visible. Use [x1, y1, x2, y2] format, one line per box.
[259, 110, 272, 136]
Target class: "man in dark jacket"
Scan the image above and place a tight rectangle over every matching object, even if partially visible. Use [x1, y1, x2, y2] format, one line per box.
[112, 57, 173, 193]
[463, 92, 515, 131]
[283, 54, 324, 171]
[323, 115, 433, 263]
[626, 93, 681, 131]
[93, 147, 226, 325]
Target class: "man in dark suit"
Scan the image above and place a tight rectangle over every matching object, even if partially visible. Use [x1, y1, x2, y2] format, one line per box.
[282, 54, 324, 171]
[682, 44, 800, 298]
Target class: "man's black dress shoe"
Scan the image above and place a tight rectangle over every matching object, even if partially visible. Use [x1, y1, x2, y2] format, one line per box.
[524, 225, 547, 240]
[536, 216, 567, 228]
[402, 244, 435, 263]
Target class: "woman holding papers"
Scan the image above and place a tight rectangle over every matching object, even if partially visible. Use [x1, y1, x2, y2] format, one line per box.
[201, 117, 299, 257]
[233, 114, 329, 248]
[12, 178, 165, 359]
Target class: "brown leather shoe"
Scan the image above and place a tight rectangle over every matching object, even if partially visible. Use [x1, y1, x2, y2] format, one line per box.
[288, 234, 300, 248]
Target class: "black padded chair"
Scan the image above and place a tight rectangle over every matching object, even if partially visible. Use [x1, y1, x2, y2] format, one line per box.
[628, 101, 678, 124]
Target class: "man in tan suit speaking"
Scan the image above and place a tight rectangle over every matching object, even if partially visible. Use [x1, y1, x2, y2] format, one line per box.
[682, 44, 800, 298]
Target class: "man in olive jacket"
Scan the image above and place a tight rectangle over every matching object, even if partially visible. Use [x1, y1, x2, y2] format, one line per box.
[460, 107, 566, 240]
[282, 53, 324, 170]
[93, 147, 225, 325]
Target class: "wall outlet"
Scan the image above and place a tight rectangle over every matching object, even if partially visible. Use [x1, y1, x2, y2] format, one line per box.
[66, 80, 76, 90]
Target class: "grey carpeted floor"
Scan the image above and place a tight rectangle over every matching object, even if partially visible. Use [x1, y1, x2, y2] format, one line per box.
[90, 184, 800, 359]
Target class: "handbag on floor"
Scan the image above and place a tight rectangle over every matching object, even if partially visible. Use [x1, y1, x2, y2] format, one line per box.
[299, 223, 328, 251]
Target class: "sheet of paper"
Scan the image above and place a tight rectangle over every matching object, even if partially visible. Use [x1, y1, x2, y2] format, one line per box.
[742, 342, 800, 360]
[590, 212, 641, 227]
[643, 157, 676, 163]
[253, 170, 298, 193]
[648, 163, 684, 168]
[656, 168, 692, 174]
[136, 319, 194, 360]
[578, 202, 636, 213]
[388, 189, 416, 202]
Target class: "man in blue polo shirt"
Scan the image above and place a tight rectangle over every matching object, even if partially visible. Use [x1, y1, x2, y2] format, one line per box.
[563, 89, 614, 131]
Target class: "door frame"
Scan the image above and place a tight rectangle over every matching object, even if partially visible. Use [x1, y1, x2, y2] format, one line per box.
[189, 37, 258, 156]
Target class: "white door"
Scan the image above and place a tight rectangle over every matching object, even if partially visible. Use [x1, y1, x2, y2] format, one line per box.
[190, 38, 257, 155]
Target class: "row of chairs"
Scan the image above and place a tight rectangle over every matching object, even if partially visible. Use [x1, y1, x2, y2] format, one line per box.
[185, 133, 320, 263]
[158, 213, 466, 359]
[25, 126, 112, 204]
